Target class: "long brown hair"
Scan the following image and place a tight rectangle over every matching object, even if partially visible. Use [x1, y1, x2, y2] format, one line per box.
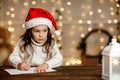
[20, 27, 55, 57]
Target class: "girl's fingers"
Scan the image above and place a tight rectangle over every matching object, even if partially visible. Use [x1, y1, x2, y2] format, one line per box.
[21, 63, 30, 70]
[34, 63, 48, 73]
[34, 67, 46, 73]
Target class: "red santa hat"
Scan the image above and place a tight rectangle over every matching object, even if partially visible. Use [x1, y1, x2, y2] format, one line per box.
[25, 8, 60, 36]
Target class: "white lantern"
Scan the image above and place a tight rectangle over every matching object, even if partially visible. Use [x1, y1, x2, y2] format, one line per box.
[101, 38, 120, 80]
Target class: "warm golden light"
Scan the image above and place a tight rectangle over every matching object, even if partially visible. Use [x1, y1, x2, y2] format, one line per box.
[57, 43, 61, 48]
[112, 58, 119, 65]
[6, 11, 10, 16]
[65, 59, 82, 66]
[117, 35, 120, 40]
[109, 27, 114, 32]
[11, 13, 15, 18]
[116, 3, 120, 7]
[99, 23, 104, 28]
[87, 20, 91, 24]
[81, 33, 85, 38]
[98, 9, 102, 13]
[8, 20, 13, 25]
[107, 19, 112, 24]
[110, 7, 114, 11]
[58, 36, 62, 41]
[58, 22, 63, 27]
[10, 8, 14, 12]
[110, 11, 115, 16]
[113, 19, 118, 23]
[59, 15, 63, 20]
[76, 60, 82, 64]
[67, 1, 71, 6]
[22, 24, 25, 28]
[89, 11, 93, 16]
[60, 8, 64, 12]
[32, 1, 36, 5]
[99, 0, 104, 4]
[8, 27, 15, 32]
[13, 0, 18, 3]
[78, 19, 83, 24]
[88, 27, 92, 32]
[23, 2, 28, 6]
[100, 37, 104, 42]
[41, 0, 46, 3]
[100, 45, 104, 49]
[65, 62, 70, 66]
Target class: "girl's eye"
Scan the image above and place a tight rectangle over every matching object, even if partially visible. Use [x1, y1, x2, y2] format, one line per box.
[43, 30, 47, 32]
[34, 30, 39, 32]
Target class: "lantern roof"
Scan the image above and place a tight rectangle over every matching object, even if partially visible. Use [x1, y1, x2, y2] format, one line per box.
[102, 38, 120, 57]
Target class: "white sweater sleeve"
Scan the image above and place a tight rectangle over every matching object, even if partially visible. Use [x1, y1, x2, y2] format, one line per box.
[8, 41, 23, 68]
[45, 42, 63, 68]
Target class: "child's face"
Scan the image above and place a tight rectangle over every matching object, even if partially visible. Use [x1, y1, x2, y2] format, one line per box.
[31, 25, 48, 44]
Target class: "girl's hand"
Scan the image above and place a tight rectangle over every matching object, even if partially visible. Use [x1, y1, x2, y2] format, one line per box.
[17, 62, 31, 70]
[34, 63, 48, 73]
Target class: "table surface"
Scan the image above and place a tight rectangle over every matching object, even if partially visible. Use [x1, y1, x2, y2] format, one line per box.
[0, 65, 102, 80]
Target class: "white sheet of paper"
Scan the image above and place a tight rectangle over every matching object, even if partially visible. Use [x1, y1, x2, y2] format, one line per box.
[4, 67, 56, 75]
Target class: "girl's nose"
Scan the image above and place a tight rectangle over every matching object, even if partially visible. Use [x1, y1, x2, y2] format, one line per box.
[39, 32, 43, 37]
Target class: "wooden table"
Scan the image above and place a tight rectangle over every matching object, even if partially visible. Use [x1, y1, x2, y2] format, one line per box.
[0, 65, 102, 80]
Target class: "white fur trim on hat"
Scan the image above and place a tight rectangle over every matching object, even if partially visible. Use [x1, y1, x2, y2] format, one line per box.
[25, 18, 52, 29]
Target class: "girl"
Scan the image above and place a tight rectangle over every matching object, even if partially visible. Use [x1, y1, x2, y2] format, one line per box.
[8, 8, 63, 73]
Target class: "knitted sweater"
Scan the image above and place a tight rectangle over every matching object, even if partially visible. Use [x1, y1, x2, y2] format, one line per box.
[8, 39, 63, 69]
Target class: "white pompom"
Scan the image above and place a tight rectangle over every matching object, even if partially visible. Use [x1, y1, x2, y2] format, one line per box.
[55, 30, 61, 36]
